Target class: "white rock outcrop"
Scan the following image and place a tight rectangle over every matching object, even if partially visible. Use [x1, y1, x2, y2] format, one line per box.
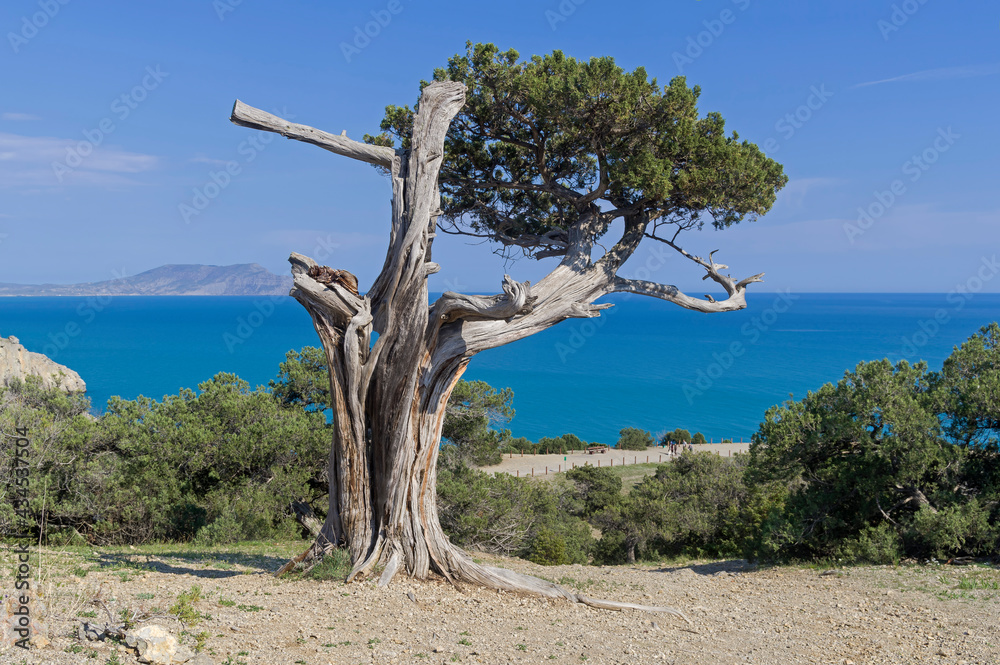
[0, 335, 86, 393]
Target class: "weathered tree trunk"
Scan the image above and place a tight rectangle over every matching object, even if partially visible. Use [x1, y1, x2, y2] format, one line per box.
[233, 82, 691, 619]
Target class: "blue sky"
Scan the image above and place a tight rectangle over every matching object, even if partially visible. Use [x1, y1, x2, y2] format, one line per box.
[1, 0, 998, 294]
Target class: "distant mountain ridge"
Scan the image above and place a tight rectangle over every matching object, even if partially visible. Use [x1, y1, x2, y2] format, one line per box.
[0, 263, 293, 296]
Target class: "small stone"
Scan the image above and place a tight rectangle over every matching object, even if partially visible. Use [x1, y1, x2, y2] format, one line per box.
[128, 625, 179, 665]
[407, 592, 417, 603]
[174, 645, 196, 662]
[187, 655, 216, 665]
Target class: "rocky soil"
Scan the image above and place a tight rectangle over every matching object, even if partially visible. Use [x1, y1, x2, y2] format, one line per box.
[3, 545, 999, 665]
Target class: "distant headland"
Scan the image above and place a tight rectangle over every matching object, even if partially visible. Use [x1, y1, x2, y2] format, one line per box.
[0, 263, 293, 297]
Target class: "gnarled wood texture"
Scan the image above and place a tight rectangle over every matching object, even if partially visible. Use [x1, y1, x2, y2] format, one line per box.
[229, 80, 770, 622]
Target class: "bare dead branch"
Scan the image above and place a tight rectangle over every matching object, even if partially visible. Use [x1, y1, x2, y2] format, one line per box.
[432, 275, 538, 324]
[230, 100, 395, 168]
[612, 277, 753, 313]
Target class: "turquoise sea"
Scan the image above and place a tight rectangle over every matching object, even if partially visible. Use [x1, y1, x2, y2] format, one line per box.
[2, 293, 998, 443]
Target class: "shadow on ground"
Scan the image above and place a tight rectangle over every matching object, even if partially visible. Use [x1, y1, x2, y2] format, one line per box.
[92, 551, 288, 579]
[653, 559, 757, 576]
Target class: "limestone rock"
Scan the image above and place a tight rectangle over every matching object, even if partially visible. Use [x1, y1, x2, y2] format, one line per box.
[0, 335, 86, 393]
[127, 624, 179, 664]
[0, 595, 48, 649]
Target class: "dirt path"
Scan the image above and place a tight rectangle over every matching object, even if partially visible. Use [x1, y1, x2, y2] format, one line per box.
[5, 545, 998, 665]
[483, 443, 750, 479]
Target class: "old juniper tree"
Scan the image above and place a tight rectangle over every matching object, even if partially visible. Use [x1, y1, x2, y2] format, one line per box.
[230, 43, 785, 609]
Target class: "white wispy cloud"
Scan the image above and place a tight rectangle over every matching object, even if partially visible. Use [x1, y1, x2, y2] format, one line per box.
[0, 133, 158, 187]
[190, 154, 232, 166]
[774, 177, 842, 211]
[854, 63, 1000, 88]
[2, 112, 41, 121]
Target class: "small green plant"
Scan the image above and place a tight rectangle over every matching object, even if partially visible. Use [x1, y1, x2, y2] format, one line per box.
[118, 608, 138, 630]
[367, 637, 381, 649]
[238, 651, 249, 656]
[218, 598, 236, 607]
[171, 585, 205, 626]
[77, 610, 97, 618]
[236, 604, 262, 612]
[306, 548, 353, 582]
[73, 566, 90, 577]
[104, 653, 123, 665]
[193, 631, 210, 652]
[458, 638, 471, 646]
[958, 575, 1000, 590]
[415, 654, 427, 659]
[516, 644, 527, 651]
[65, 645, 84, 654]
[459, 631, 470, 636]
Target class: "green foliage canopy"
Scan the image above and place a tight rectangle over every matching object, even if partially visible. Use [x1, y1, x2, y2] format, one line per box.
[369, 42, 787, 260]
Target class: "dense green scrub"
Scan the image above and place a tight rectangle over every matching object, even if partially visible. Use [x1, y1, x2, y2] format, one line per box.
[2, 324, 997, 566]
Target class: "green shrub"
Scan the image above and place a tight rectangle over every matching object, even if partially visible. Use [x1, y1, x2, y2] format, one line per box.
[592, 452, 765, 563]
[907, 501, 997, 559]
[437, 463, 592, 563]
[565, 466, 622, 517]
[835, 522, 903, 565]
[617, 427, 653, 451]
[527, 526, 568, 565]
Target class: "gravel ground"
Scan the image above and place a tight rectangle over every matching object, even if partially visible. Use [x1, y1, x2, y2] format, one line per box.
[3, 545, 999, 665]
